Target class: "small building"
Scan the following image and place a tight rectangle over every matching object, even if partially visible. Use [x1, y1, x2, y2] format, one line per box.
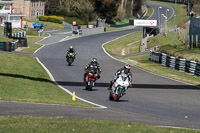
[0, 1, 25, 28]
[12, 0, 45, 20]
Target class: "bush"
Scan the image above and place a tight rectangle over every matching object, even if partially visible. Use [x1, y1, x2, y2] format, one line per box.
[64, 17, 88, 25]
[39, 16, 48, 21]
[39, 16, 64, 24]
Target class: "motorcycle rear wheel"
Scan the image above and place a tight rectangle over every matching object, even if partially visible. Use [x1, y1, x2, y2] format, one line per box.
[88, 80, 93, 91]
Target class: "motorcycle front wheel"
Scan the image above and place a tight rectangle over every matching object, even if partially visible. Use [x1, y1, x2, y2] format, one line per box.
[109, 93, 114, 101]
[88, 80, 94, 91]
[115, 88, 122, 101]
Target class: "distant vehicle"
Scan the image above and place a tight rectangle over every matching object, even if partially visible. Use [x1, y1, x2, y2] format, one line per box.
[33, 23, 43, 29]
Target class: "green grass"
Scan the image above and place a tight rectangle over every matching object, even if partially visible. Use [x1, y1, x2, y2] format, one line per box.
[0, 52, 93, 107]
[0, 32, 93, 107]
[22, 28, 39, 36]
[0, 36, 14, 42]
[25, 19, 64, 30]
[115, 16, 134, 25]
[0, 26, 14, 42]
[143, 5, 154, 19]
[0, 115, 199, 133]
[12, 28, 39, 36]
[0, 26, 4, 36]
[103, 32, 142, 56]
[20, 36, 43, 53]
[147, 31, 200, 62]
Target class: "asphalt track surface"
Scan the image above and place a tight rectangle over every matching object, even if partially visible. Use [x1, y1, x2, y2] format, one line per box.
[1, 2, 200, 129]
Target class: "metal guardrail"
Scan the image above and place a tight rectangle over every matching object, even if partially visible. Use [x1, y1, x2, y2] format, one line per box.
[150, 50, 200, 77]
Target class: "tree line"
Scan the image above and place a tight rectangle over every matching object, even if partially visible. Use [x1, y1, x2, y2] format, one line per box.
[45, 0, 144, 23]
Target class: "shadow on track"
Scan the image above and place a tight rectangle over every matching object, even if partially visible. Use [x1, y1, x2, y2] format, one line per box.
[132, 84, 200, 90]
[56, 81, 109, 88]
[56, 81, 200, 90]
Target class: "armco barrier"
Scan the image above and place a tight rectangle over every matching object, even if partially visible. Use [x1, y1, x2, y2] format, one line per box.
[149, 50, 200, 77]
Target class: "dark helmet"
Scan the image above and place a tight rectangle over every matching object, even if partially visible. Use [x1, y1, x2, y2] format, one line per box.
[91, 58, 97, 65]
[69, 46, 73, 51]
[124, 64, 131, 74]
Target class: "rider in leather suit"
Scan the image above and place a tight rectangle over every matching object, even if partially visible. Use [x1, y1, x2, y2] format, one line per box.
[66, 46, 76, 59]
[108, 64, 132, 90]
[84, 58, 101, 82]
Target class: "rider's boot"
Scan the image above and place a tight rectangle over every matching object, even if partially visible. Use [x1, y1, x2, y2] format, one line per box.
[83, 73, 86, 83]
[107, 81, 113, 90]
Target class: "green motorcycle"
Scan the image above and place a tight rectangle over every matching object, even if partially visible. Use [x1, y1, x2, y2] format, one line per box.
[66, 52, 75, 66]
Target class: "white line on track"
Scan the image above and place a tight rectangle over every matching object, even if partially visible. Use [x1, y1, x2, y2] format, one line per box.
[35, 57, 107, 109]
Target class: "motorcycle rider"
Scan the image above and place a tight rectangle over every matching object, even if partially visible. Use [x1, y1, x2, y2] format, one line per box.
[108, 64, 132, 91]
[84, 58, 101, 82]
[66, 46, 76, 59]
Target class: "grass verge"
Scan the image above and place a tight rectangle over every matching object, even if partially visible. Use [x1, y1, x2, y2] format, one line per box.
[143, 5, 154, 19]
[0, 115, 200, 133]
[25, 19, 64, 30]
[20, 36, 43, 53]
[0, 31, 94, 107]
[103, 31, 142, 56]
[0, 52, 93, 107]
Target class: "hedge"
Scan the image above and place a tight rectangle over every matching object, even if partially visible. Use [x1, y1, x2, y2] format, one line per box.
[64, 17, 88, 25]
[39, 15, 88, 25]
[39, 16, 64, 24]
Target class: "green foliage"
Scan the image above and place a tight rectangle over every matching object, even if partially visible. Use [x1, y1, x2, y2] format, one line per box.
[45, 0, 144, 24]
[91, 0, 120, 23]
[38, 16, 48, 21]
[39, 16, 64, 24]
[64, 17, 88, 25]
[19, 29, 38, 36]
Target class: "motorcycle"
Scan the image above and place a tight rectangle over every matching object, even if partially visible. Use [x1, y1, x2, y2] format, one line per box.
[84, 66, 98, 91]
[109, 73, 129, 101]
[66, 52, 75, 66]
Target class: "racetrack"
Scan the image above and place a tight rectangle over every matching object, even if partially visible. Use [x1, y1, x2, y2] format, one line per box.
[1, 2, 200, 129]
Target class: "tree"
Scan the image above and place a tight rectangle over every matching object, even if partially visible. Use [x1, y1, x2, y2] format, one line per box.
[45, 0, 59, 15]
[133, 0, 144, 17]
[91, 0, 120, 23]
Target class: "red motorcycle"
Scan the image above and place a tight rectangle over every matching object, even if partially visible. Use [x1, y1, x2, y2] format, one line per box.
[84, 66, 98, 91]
